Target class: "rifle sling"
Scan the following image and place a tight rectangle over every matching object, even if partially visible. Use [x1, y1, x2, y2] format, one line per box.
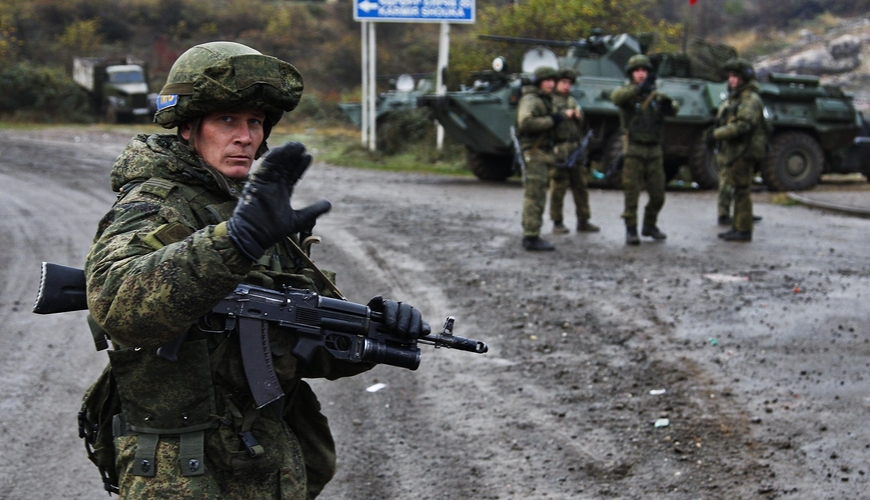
[284, 236, 345, 300]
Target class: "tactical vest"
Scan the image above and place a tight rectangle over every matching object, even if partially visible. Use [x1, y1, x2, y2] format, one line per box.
[621, 92, 664, 144]
[81, 177, 338, 496]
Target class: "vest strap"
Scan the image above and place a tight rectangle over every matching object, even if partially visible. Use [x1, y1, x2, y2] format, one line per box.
[178, 430, 206, 476]
[132, 433, 159, 477]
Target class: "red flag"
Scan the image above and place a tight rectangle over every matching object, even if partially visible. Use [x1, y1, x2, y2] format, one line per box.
[690, 0, 697, 4]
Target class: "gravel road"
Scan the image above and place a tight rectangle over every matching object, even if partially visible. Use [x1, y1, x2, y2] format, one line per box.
[1, 127, 869, 499]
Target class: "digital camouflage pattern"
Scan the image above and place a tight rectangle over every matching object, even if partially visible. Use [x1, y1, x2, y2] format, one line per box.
[85, 133, 372, 499]
[610, 84, 679, 150]
[516, 85, 557, 237]
[713, 80, 766, 232]
[549, 92, 591, 224]
[713, 81, 767, 164]
[154, 42, 303, 131]
[611, 82, 678, 228]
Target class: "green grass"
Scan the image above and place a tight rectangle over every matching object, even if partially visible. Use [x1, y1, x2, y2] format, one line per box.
[270, 119, 470, 177]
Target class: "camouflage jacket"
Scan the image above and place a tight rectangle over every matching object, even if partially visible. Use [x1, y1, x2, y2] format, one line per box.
[516, 85, 557, 163]
[551, 92, 584, 161]
[611, 83, 679, 155]
[713, 81, 768, 165]
[84, 134, 369, 491]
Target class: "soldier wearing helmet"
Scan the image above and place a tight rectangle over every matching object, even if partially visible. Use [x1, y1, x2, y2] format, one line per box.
[611, 54, 679, 245]
[711, 57, 766, 242]
[83, 41, 429, 498]
[548, 68, 599, 235]
[515, 65, 574, 251]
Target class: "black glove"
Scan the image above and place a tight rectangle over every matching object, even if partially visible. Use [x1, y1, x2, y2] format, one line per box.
[367, 296, 431, 339]
[638, 72, 657, 95]
[227, 142, 331, 261]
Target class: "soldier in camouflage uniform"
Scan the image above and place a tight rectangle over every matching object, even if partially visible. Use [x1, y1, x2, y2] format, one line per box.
[516, 66, 569, 251]
[83, 42, 429, 499]
[549, 69, 599, 234]
[712, 58, 767, 242]
[611, 55, 679, 245]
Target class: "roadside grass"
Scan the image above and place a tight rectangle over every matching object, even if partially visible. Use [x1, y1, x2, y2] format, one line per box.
[771, 193, 801, 206]
[270, 117, 470, 177]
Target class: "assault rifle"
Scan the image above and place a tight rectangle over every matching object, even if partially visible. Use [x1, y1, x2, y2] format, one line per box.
[509, 125, 527, 182]
[557, 129, 594, 169]
[33, 262, 488, 408]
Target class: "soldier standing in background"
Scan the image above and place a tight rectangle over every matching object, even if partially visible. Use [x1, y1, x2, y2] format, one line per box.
[516, 66, 562, 251]
[611, 55, 678, 245]
[549, 68, 599, 234]
[712, 58, 767, 242]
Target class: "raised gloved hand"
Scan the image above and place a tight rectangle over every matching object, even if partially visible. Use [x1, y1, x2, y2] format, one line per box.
[227, 142, 331, 261]
[638, 72, 657, 95]
[367, 296, 431, 339]
[659, 98, 674, 115]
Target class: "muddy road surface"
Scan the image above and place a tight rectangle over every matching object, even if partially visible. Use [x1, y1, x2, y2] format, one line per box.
[1, 127, 869, 500]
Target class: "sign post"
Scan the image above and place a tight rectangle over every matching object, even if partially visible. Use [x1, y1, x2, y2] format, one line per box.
[353, 0, 475, 151]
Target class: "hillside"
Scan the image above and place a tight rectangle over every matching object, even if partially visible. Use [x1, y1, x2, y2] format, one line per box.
[749, 16, 870, 112]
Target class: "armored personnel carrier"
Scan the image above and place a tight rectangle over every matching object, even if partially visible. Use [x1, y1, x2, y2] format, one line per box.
[338, 74, 432, 127]
[418, 33, 870, 191]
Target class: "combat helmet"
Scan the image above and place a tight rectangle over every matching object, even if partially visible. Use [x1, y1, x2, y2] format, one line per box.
[721, 57, 756, 81]
[532, 66, 558, 85]
[624, 54, 652, 76]
[154, 41, 303, 157]
[558, 68, 579, 83]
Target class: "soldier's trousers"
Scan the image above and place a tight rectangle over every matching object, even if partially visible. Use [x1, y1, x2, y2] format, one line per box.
[721, 157, 755, 232]
[549, 165, 590, 223]
[717, 164, 734, 218]
[522, 159, 550, 237]
[621, 152, 665, 228]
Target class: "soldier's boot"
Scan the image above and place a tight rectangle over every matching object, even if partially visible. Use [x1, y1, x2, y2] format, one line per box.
[625, 226, 640, 246]
[718, 215, 732, 226]
[577, 219, 600, 232]
[641, 224, 667, 240]
[552, 221, 570, 234]
[522, 236, 556, 251]
[719, 229, 752, 242]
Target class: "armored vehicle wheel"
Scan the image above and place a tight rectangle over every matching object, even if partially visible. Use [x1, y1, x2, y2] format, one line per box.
[467, 148, 513, 181]
[761, 131, 824, 191]
[687, 137, 719, 189]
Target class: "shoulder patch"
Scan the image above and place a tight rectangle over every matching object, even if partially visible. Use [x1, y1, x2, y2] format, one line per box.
[156, 94, 178, 111]
[139, 178, 179, 199]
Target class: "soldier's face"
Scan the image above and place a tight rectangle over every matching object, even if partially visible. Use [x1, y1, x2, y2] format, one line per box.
[181, 109, 267, 179]
[539, 78, 556, 94]
[556, 79, 572, 94]
[728, 74, 742, 89]
[632, 68, 648, 85]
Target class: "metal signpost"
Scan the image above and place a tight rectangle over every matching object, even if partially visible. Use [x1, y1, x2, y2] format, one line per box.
[354, 0, 475, 151]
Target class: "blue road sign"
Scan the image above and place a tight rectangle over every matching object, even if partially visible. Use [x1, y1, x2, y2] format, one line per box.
[355, 0, 475, 23]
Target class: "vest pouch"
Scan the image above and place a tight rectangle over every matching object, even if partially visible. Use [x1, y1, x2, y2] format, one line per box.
[628, 113, 661, 144]
[744, 126, 769, 161]
[80, 363, 123, 493]
[205, 397, 300, 477]
[108, 339, 217, 433]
